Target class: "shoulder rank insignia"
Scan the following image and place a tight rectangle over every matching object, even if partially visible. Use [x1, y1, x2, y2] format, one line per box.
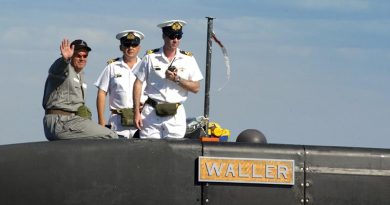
[106, 57, 120, 64]
[146, 48, 160, 55]
[180, 50, 193, 56]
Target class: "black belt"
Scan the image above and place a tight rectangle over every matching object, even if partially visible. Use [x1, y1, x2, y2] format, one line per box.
[110, 109, 120, 114]
[145, 98, 158, 107]
[110, 108, 134, 114]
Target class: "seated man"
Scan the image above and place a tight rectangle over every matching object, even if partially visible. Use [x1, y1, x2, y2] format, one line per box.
[42, 39, 118, 140]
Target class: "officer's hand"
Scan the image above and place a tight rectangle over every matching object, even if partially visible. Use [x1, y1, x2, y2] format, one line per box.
[134, 112, 143, 130]
[98, 119, 106, 127]
[60, 39, 74, 61]
[165, 69, 177, 81]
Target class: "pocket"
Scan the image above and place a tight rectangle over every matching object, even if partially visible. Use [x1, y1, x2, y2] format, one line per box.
[119, 108, 134, 126]
[155, 103, 179, 117]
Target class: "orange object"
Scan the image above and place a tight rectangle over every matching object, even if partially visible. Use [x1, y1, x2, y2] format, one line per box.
[200, 137, 220, 142]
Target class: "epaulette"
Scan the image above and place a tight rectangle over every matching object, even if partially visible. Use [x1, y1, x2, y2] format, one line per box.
[146, 48, 160, 55]
[180, 50, 193, 56]
[106, 57, 120, 64]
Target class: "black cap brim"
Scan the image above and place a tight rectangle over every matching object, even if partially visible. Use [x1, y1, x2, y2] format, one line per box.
[120, 37, 141, 45]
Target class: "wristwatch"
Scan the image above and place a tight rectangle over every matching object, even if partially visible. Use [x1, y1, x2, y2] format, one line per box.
[175, 76, 181, 84]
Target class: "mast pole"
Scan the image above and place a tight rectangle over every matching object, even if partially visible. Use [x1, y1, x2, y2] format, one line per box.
[204, 17, 214, 135]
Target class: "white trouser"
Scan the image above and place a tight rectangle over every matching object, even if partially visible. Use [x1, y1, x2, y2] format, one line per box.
[139, 103, 186, 139]
[109, 114, 138, 138]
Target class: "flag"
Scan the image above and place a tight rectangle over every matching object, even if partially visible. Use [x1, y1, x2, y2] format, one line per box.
[211, 32, 231, 91]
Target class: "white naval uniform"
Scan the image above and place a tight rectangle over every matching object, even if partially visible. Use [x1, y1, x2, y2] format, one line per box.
[95, 57, 146, 138]
[133, 47, 203, 139]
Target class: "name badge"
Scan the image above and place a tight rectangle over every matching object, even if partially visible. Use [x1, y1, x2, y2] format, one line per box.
[198, 156, 295, 185]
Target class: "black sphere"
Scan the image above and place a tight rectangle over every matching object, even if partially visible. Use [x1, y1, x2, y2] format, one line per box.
[236, 129, 267, 143]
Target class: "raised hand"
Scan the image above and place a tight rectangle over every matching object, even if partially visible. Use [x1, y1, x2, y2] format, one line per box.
[60, 39, 74, 61]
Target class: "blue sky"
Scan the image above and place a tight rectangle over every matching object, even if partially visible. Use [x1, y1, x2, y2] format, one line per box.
[1, 0, 389, 148]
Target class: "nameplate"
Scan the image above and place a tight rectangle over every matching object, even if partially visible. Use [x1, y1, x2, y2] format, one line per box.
[198, 156, 294, 185]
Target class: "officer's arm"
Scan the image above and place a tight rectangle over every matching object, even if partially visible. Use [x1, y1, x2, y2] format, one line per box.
[176, 78, 200, 93]
[166, 69, 200, 93]
[96, 89, 107, 126]
[133, 79, 143, 129]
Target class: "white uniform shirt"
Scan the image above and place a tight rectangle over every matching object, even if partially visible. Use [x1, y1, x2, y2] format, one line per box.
[134, 47, 203, 103]
[95, 57, 146, 109]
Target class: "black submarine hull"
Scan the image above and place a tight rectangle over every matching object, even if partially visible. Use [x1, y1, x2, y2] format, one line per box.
[0, 139, 389, 205]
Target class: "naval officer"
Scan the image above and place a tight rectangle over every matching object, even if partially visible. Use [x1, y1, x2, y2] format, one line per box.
[133, 20, 203, 139]
[95, 30, 147, 138]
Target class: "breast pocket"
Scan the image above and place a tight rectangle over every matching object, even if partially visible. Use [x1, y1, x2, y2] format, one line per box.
[112, 77, 128, 103]
[72, 77, 81, 88]
[149, 61, 166, 87]
[68, 77, 82, 96]
[112, 77, 127, 92]
[177, 66, 191, 80]
[67, 77, 84, 102]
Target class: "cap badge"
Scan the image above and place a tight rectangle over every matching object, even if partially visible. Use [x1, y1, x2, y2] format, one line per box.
[171, 22, 182, 31]
[127, 33, 136, 40]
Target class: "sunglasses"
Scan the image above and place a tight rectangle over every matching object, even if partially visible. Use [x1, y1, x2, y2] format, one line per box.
[75, 54, 88, 58]
[122, 42, 140, 48]
[167, 34, 183, 40]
